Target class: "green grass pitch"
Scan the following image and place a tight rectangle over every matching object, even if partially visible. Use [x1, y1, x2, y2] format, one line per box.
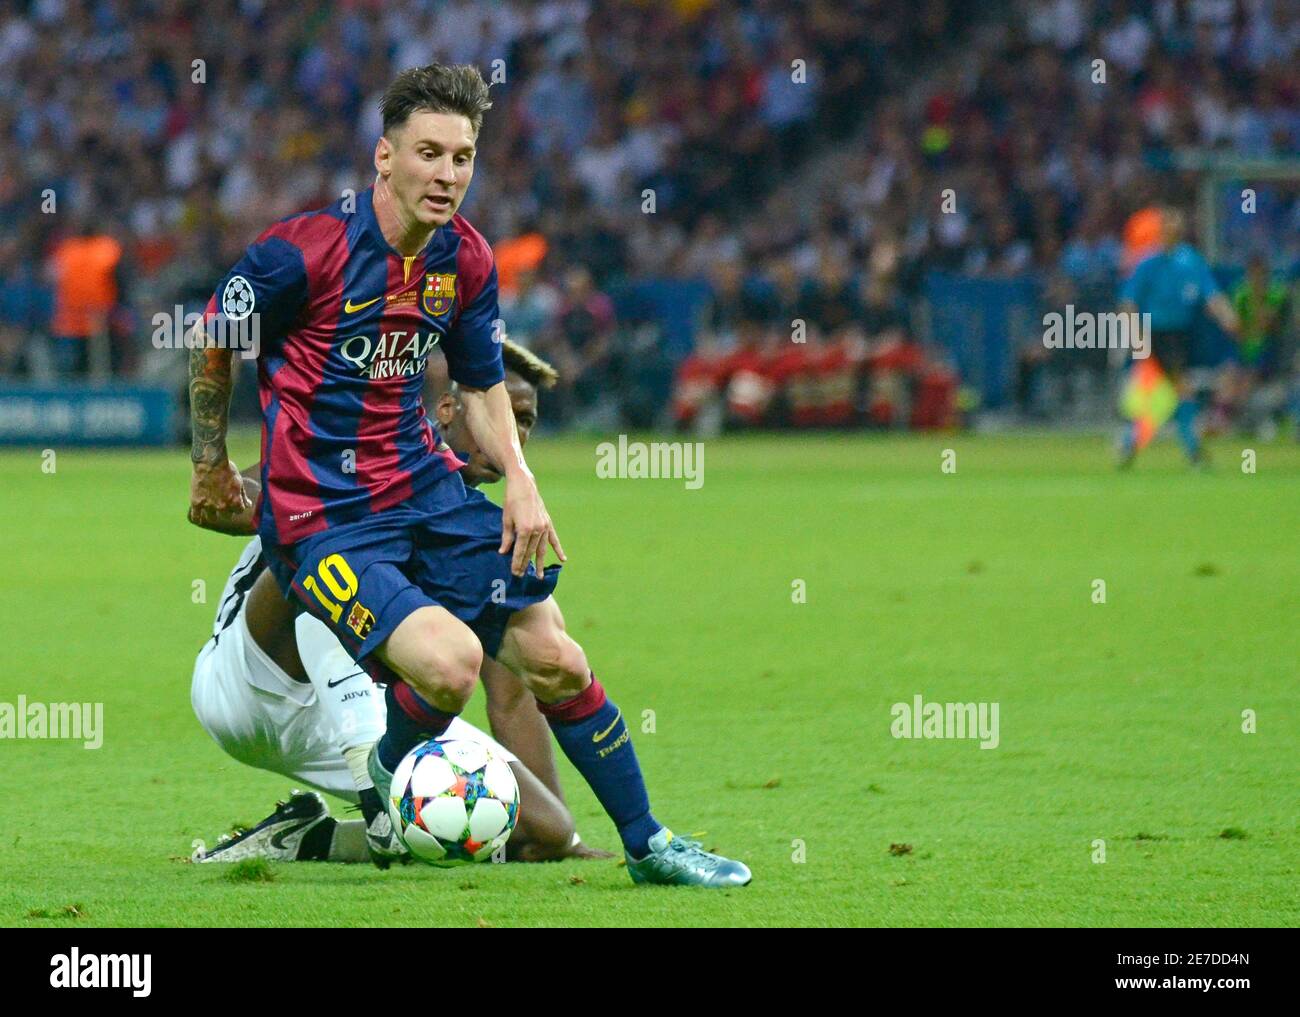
[1, 432, 1296, 927]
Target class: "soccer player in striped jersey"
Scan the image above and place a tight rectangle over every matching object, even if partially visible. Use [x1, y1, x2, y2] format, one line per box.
[187, 64, 748, 885]
[191, 346, 609, 864]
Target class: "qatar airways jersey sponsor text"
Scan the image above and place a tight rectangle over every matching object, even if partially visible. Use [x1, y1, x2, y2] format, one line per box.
[338, 329, 442, 379]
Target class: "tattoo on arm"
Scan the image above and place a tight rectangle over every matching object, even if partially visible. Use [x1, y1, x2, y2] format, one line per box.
[189, 337, 234, 466]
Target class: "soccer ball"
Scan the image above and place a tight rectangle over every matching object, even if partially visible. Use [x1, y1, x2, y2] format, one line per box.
[387, 737, 520, 865]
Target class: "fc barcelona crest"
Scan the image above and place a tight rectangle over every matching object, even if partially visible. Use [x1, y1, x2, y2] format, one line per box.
[346, 601, 375, 640]
[422, 272, 457, 316]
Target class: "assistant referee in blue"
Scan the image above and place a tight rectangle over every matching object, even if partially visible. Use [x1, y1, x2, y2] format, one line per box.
[1118, 207, 1240, 466]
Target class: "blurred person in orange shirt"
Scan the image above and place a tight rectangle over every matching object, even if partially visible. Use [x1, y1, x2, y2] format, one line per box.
[495, 228, 548, 299]
[47, 214, 124, 378]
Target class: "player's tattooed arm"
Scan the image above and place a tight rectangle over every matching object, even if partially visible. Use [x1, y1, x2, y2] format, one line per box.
[189, 340, 233, 467]
[190, 461, 261, 536]
[187, 330, 252, 532]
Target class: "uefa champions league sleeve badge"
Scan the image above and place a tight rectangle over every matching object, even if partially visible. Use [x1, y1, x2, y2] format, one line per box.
[221, 274, 256, 320]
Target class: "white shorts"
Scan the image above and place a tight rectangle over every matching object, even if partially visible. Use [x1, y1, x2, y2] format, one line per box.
[191, 610, 516, 804]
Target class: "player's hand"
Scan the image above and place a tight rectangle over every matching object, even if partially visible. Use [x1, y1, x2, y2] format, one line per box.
[500, 472, 566, 577]
[189, 459, 255, 535]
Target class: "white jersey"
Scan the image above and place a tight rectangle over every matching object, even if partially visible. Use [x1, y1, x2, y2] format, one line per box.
[190, 539, 516, 804]
[210, 537, 267, 639]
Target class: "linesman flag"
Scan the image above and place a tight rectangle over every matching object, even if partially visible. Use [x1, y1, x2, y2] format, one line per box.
[1120, 357, 1178, 451]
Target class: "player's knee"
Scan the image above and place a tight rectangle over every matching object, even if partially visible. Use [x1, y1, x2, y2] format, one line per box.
[523, 632, 589, 703]
[402, 629, 482, 711]
[431, 638, 483, 707]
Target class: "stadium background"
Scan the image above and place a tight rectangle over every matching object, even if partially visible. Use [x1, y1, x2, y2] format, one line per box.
[0, 0, 1297, 441]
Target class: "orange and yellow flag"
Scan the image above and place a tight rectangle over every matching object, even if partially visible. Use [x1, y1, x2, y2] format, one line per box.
[1120, 357, 1177, 450]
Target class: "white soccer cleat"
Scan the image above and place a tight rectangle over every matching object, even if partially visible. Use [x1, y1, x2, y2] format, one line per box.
[195, 791, 330, 863]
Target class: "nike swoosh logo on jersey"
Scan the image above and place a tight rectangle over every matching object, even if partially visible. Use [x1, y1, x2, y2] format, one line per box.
[326, 671, 366, 689]
[592, 710, 623, 743]
[344, 296, 382, 314]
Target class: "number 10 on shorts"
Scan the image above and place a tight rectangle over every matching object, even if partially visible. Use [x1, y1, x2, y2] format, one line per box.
[302, 553, 358, 623]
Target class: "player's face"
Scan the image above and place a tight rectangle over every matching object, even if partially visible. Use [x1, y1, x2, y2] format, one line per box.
[437, 374, 539, 486]
[378, 111, 477, 228]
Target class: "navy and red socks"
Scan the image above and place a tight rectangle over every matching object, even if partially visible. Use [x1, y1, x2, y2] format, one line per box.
[377, 681, 457, 773]
[538, 676, 660, 859]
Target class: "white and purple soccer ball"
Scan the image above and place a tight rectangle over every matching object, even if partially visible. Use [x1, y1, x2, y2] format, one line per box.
[387, 737, 520, 866]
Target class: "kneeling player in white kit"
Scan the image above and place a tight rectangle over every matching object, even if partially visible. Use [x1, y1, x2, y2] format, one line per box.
[191, 343, 608, 865]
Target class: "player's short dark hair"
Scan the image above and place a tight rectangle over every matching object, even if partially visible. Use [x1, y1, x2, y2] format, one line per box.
[381, 64, 493, 137]
[502, 339, 558, 390]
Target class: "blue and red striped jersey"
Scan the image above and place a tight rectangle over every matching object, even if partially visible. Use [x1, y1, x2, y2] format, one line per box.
[204, 187, 504, 546]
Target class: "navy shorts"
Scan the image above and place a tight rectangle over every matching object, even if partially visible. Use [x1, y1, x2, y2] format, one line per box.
[265, 473, 561, 670]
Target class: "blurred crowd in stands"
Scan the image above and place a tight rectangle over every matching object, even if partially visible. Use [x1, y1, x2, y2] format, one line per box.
[0, 0, 1297, 434]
